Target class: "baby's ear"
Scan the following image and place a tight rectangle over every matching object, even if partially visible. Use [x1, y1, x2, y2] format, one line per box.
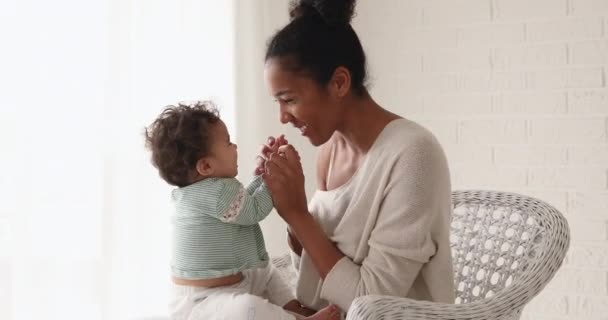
[195, 158, 214, 177]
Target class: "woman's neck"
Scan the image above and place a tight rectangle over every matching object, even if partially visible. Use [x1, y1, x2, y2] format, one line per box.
[335, 94, 400, 155]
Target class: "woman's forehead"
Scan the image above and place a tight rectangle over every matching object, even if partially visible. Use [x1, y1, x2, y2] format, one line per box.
[264, 59, 293, 86]
[264, 60, 317, 95]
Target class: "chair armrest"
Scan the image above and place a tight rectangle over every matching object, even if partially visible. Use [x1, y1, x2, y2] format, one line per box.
[347, 295, 519, 320]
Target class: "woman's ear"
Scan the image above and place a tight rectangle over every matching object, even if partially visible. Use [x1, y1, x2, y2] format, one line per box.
[196, 157, 215, 177]
[329, 66, 351, 98]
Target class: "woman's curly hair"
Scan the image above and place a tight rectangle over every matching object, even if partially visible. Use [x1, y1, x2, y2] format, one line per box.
[145, 101, 220, 187]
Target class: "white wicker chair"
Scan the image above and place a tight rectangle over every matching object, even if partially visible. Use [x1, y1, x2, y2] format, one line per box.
[272, 190, 570, 320]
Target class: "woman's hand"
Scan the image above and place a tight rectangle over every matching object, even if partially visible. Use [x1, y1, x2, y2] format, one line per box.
[262, 144, 308, 222]
[283, 300, 316, 316]
[254, 135, 288, 175]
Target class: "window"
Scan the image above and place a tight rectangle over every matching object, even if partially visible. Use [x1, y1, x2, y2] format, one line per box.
[0, 1, 235, 319]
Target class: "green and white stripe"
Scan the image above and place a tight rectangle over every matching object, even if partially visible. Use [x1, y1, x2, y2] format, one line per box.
[171, 176, 273, 279]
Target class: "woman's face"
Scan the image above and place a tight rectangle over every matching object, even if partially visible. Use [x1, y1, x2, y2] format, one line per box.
[264, 58, 341, 146]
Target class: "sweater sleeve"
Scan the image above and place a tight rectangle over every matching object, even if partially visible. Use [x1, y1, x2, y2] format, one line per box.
[213, 178, 274, 225]
[245, 175, 264, 195]
[319, 138, 447, 310]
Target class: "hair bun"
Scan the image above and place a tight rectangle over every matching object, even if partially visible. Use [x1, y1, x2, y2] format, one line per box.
[289, 0, 356, 26]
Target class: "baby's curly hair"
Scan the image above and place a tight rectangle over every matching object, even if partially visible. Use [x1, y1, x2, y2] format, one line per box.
[145, 101, 220, 187]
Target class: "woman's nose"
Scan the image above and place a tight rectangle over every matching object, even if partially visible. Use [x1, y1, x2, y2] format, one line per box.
[279, 103, 293, 124]
[280, 111, 292, 124]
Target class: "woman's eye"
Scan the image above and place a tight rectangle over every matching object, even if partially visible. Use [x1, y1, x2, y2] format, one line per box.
[276, 97, 294, 104]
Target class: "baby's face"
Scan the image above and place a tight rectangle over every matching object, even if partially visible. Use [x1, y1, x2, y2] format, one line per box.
[208, 120, 238, 178]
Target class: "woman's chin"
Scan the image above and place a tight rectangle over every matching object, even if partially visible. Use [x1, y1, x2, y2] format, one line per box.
[310, 139, 324, 147]
[308, 133, 331, 147]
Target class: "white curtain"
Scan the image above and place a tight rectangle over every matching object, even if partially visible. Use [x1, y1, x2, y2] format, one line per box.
[0, 0, 235, 319]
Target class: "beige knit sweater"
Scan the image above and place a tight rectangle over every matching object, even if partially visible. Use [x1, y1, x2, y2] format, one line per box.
[291, 119, 455, 311]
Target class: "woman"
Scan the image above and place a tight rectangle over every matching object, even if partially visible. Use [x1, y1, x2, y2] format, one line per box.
[260, 0, 455, 313]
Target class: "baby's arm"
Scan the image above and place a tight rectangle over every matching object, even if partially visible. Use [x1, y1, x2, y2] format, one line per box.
[245, 175, 265, 195]
[215, 178, 274, 225]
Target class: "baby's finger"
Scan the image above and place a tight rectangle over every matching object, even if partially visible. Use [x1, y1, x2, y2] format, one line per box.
[267, 136, 275, 145]
[260, 144, 273, 158]
[276, 134, 288, 146]
[255, 155, 265, 166]
[254, 167, 265, 175]
[254, 158, 266, 175]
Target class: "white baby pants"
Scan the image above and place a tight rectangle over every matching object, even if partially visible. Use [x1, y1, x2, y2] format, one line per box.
[169, 263, 297, 320]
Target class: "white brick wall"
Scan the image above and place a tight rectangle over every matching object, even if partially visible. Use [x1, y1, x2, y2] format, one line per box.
[527, 17, 603, 42]
[495, 0, 568, 21]
[354, 0, 608, 318]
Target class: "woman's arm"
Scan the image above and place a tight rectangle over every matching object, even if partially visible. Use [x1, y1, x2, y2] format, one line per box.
[287, 213, 344, 278]
[254, 136, 305, 257]
[287, 140, 333, 257]
[287, 226, 303, 256]
[263, 145, 344, 277]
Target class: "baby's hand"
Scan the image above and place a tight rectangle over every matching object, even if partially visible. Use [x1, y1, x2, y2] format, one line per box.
[254, 135, 288, 175]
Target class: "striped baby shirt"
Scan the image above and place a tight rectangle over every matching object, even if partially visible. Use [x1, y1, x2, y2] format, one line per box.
[171, 175, 273, 279]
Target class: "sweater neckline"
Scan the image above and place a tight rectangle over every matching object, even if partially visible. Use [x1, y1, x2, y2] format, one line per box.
[314, 118, 406, 196]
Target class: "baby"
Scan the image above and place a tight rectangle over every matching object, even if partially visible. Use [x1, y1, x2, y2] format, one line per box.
[145, 101, 339, 320]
